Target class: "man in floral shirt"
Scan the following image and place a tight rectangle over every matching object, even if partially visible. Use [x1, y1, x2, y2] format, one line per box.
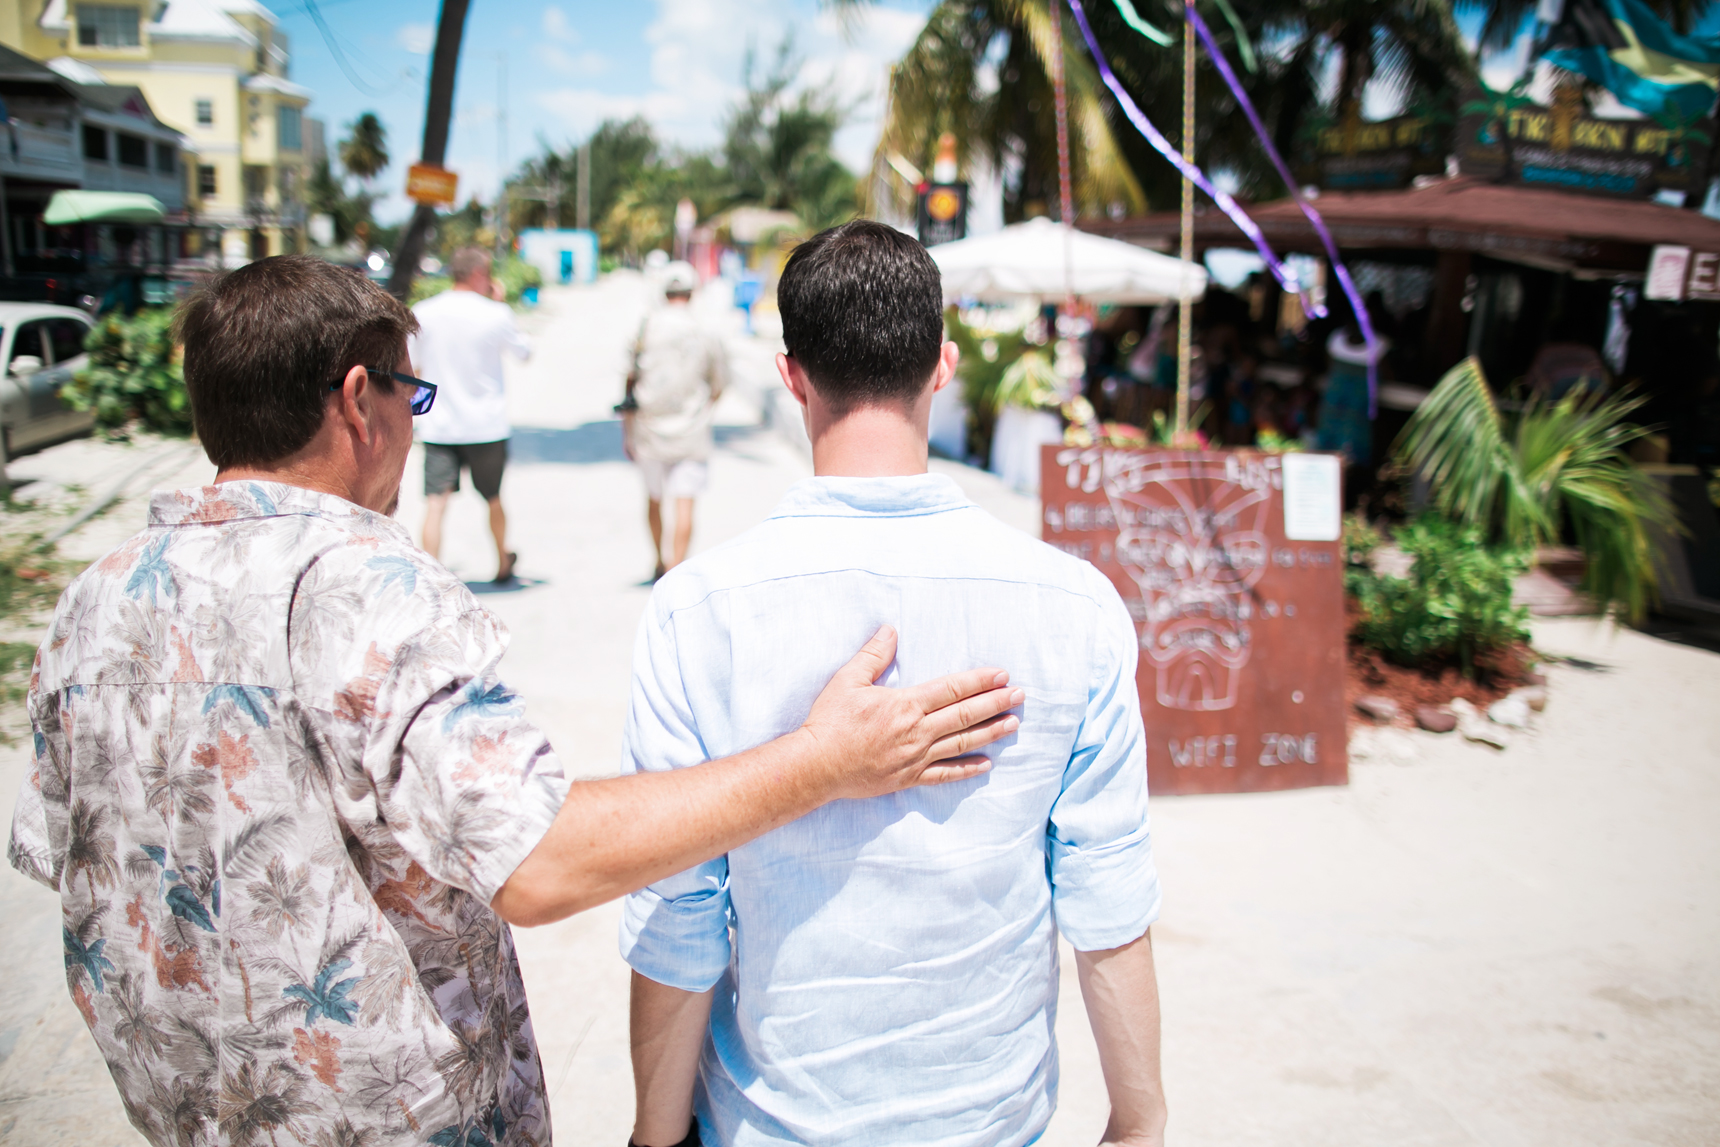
[7, 257, 1022, 1147]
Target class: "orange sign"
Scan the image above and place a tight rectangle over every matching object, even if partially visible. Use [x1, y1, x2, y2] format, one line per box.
[406, 164, 458, 207]
[926, 186, 962, 222]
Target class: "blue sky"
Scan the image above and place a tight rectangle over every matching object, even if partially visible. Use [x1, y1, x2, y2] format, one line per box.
[271, 0, 931, 222]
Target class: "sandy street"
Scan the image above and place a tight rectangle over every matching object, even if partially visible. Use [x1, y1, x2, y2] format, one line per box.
[0, 277, 1716, 1145]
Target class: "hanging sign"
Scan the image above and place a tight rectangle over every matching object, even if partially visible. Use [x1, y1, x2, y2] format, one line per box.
[406, 164, 459, 207]
[1042, 445, 1349, 796]
[1296, 106, 1450, 191]
[1645, 244, 1720, 301]
[1457, 83, 1713, 200]
[917, 182, 968, 247]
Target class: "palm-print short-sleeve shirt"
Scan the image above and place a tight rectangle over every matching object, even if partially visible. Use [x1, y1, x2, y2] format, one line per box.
[7, 481, 570, 1147]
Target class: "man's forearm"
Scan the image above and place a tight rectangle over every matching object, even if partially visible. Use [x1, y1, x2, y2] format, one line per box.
[1075, 929, 1167, 1147]
[493, 628, 1020, 927]
[496, 728, 854, 925]
[631, 971, 713, 1147]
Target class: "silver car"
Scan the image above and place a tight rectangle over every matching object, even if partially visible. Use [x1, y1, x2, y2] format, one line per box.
[0, 302, 96, 458]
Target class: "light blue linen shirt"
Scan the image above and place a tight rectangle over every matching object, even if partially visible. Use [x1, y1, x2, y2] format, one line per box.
[619, 473, 1160, 1147]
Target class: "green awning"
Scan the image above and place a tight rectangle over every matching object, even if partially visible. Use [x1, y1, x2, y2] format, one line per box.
[43, 190, 165, 226]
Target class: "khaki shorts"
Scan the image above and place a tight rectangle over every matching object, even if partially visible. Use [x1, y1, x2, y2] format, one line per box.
[424, 440, 508, 500]
[638, 457, 708, 501]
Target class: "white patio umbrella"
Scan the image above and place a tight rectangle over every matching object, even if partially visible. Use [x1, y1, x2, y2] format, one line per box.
[929, 216, 1208, 305]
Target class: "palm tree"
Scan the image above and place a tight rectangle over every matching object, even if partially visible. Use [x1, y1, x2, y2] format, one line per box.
[1396, 358, 1678, 620]
[865, 0, 1146, 220]
[338, 113, 390, 185]
[67, 798, 119, 898]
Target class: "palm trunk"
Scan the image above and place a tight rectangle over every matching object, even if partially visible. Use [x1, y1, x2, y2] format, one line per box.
[387, 0, 472, 300]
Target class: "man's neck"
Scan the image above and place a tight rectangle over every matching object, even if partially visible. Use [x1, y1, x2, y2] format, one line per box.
[809, 404, 929, 478]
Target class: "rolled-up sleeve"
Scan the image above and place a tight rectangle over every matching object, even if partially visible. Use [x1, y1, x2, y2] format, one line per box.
[617, 607, 732, 991]
[7, 662, 64, 892]
[1047, 581, 1161, 952]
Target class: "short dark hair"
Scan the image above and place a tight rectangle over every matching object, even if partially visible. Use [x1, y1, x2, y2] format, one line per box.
[777, 219, 944, 412]
[176, 256, 418, 469]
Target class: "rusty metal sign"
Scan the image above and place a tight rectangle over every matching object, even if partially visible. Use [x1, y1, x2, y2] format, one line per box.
[1042, 446, 1349, 795]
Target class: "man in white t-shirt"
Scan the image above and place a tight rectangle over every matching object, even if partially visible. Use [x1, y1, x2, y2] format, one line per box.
[411, 247, 531, 581]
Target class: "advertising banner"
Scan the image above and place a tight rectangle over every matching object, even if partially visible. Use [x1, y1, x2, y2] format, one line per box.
[1042, 446, 1349, 796]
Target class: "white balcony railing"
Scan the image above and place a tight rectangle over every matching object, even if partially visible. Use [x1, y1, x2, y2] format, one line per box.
[0, 121, 81, 179]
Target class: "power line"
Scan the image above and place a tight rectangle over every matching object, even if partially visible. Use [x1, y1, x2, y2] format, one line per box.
[298, 0, 392, 96]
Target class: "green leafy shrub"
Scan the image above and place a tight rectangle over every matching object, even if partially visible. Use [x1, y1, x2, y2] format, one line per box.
[62, 308, 190, 436]
[1396, 357, 1675, 620]
[1347, 516, 1530, 677]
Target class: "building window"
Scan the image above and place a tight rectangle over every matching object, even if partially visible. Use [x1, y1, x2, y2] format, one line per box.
[195, 99, 213, 126]
[277, 105, 301, 152]
[197, 164, 216, 197]
[75, 5, 141, 47]
[117, 132, 147, 168]
[155, 142, 175, 173]
[82, 124, 108, 161]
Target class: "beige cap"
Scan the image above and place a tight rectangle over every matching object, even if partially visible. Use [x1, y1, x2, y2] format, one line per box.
[664, 261, 698, 294]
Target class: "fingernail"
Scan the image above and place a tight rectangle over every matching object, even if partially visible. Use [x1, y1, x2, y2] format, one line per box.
[1010, 689, 1025, 706]
[1004, 715, 1020, 732]
[993, 671, 1010, 687]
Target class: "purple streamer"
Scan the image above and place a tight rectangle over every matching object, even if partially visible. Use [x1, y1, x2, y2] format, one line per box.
[1065, 0, 1312, 306]
[1183, 3, 1379, 417]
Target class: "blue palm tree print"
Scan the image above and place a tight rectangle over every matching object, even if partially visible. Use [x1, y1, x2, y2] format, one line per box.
[429, 1123, 494, 1147]
[245, 482, 279, 517]
[441, 680, 521, 733]
[282, 958, 361, 1026]
[64, 927, 115, 992]
[365, 555, 419, 598]
[123, 534, 177, 606]
[201, 684, 274, 728]
[139, 845, 216, 931]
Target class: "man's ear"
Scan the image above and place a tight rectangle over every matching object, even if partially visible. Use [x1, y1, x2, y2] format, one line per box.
[776, 352, 811, 410]
[930, 340, 960, 394]
[334, 363, 375, 446]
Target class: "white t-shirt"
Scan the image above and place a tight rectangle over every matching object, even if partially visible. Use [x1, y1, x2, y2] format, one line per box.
[409, 288, 530, 445]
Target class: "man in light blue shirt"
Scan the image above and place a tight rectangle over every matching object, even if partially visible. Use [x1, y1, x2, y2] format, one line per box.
[621, 221, 1166, 1147]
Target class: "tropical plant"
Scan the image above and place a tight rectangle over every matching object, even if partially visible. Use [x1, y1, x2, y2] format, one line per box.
[338, 113, 390, 184]
[864, 0, 1146, 220]
[306, 158, 376, 248]
[724, 40, 859, 231]
[509, 116, 662, 233]
[1347, 515, 1530, 675]
[62, 310, 189, 436]
[945, 307, 1040, 461]
[1395, 357, 1677, 620]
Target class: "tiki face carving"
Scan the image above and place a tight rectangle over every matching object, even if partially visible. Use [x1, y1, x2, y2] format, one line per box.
[1103, 453, 1273, 711]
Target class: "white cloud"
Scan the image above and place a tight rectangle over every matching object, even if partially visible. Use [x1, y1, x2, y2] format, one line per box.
[397, 22, 434, 55]
[542, 5, 579, 44]
[534, 0, 924, 169]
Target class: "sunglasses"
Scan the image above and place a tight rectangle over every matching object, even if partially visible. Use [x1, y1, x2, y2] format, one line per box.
[329, 369, 437, 416]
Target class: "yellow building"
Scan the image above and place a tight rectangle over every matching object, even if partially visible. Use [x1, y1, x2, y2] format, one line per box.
[0, 0, 314, 264]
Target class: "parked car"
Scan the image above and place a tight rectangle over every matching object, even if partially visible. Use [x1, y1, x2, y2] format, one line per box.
[0, 302, 95, 458]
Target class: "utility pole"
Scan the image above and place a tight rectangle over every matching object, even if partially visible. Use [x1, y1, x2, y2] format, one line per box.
[388, 0, 471, 300]
[576, 142, 590, 232]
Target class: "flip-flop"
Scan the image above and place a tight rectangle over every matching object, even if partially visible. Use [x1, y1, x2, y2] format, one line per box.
[495, 552, 518, 583]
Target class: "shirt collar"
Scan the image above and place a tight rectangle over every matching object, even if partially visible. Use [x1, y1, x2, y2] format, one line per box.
[768, 473, 976, 519]
[149, 480, 400, 533]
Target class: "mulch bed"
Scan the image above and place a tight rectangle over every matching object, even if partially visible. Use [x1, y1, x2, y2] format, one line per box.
[1345, 640, 1541, 731]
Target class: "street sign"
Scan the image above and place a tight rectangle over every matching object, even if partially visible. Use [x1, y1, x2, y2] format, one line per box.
[406, 164, 459, 207]
[1042, 446, 1349, 796]
[917, 181, 968, 247]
